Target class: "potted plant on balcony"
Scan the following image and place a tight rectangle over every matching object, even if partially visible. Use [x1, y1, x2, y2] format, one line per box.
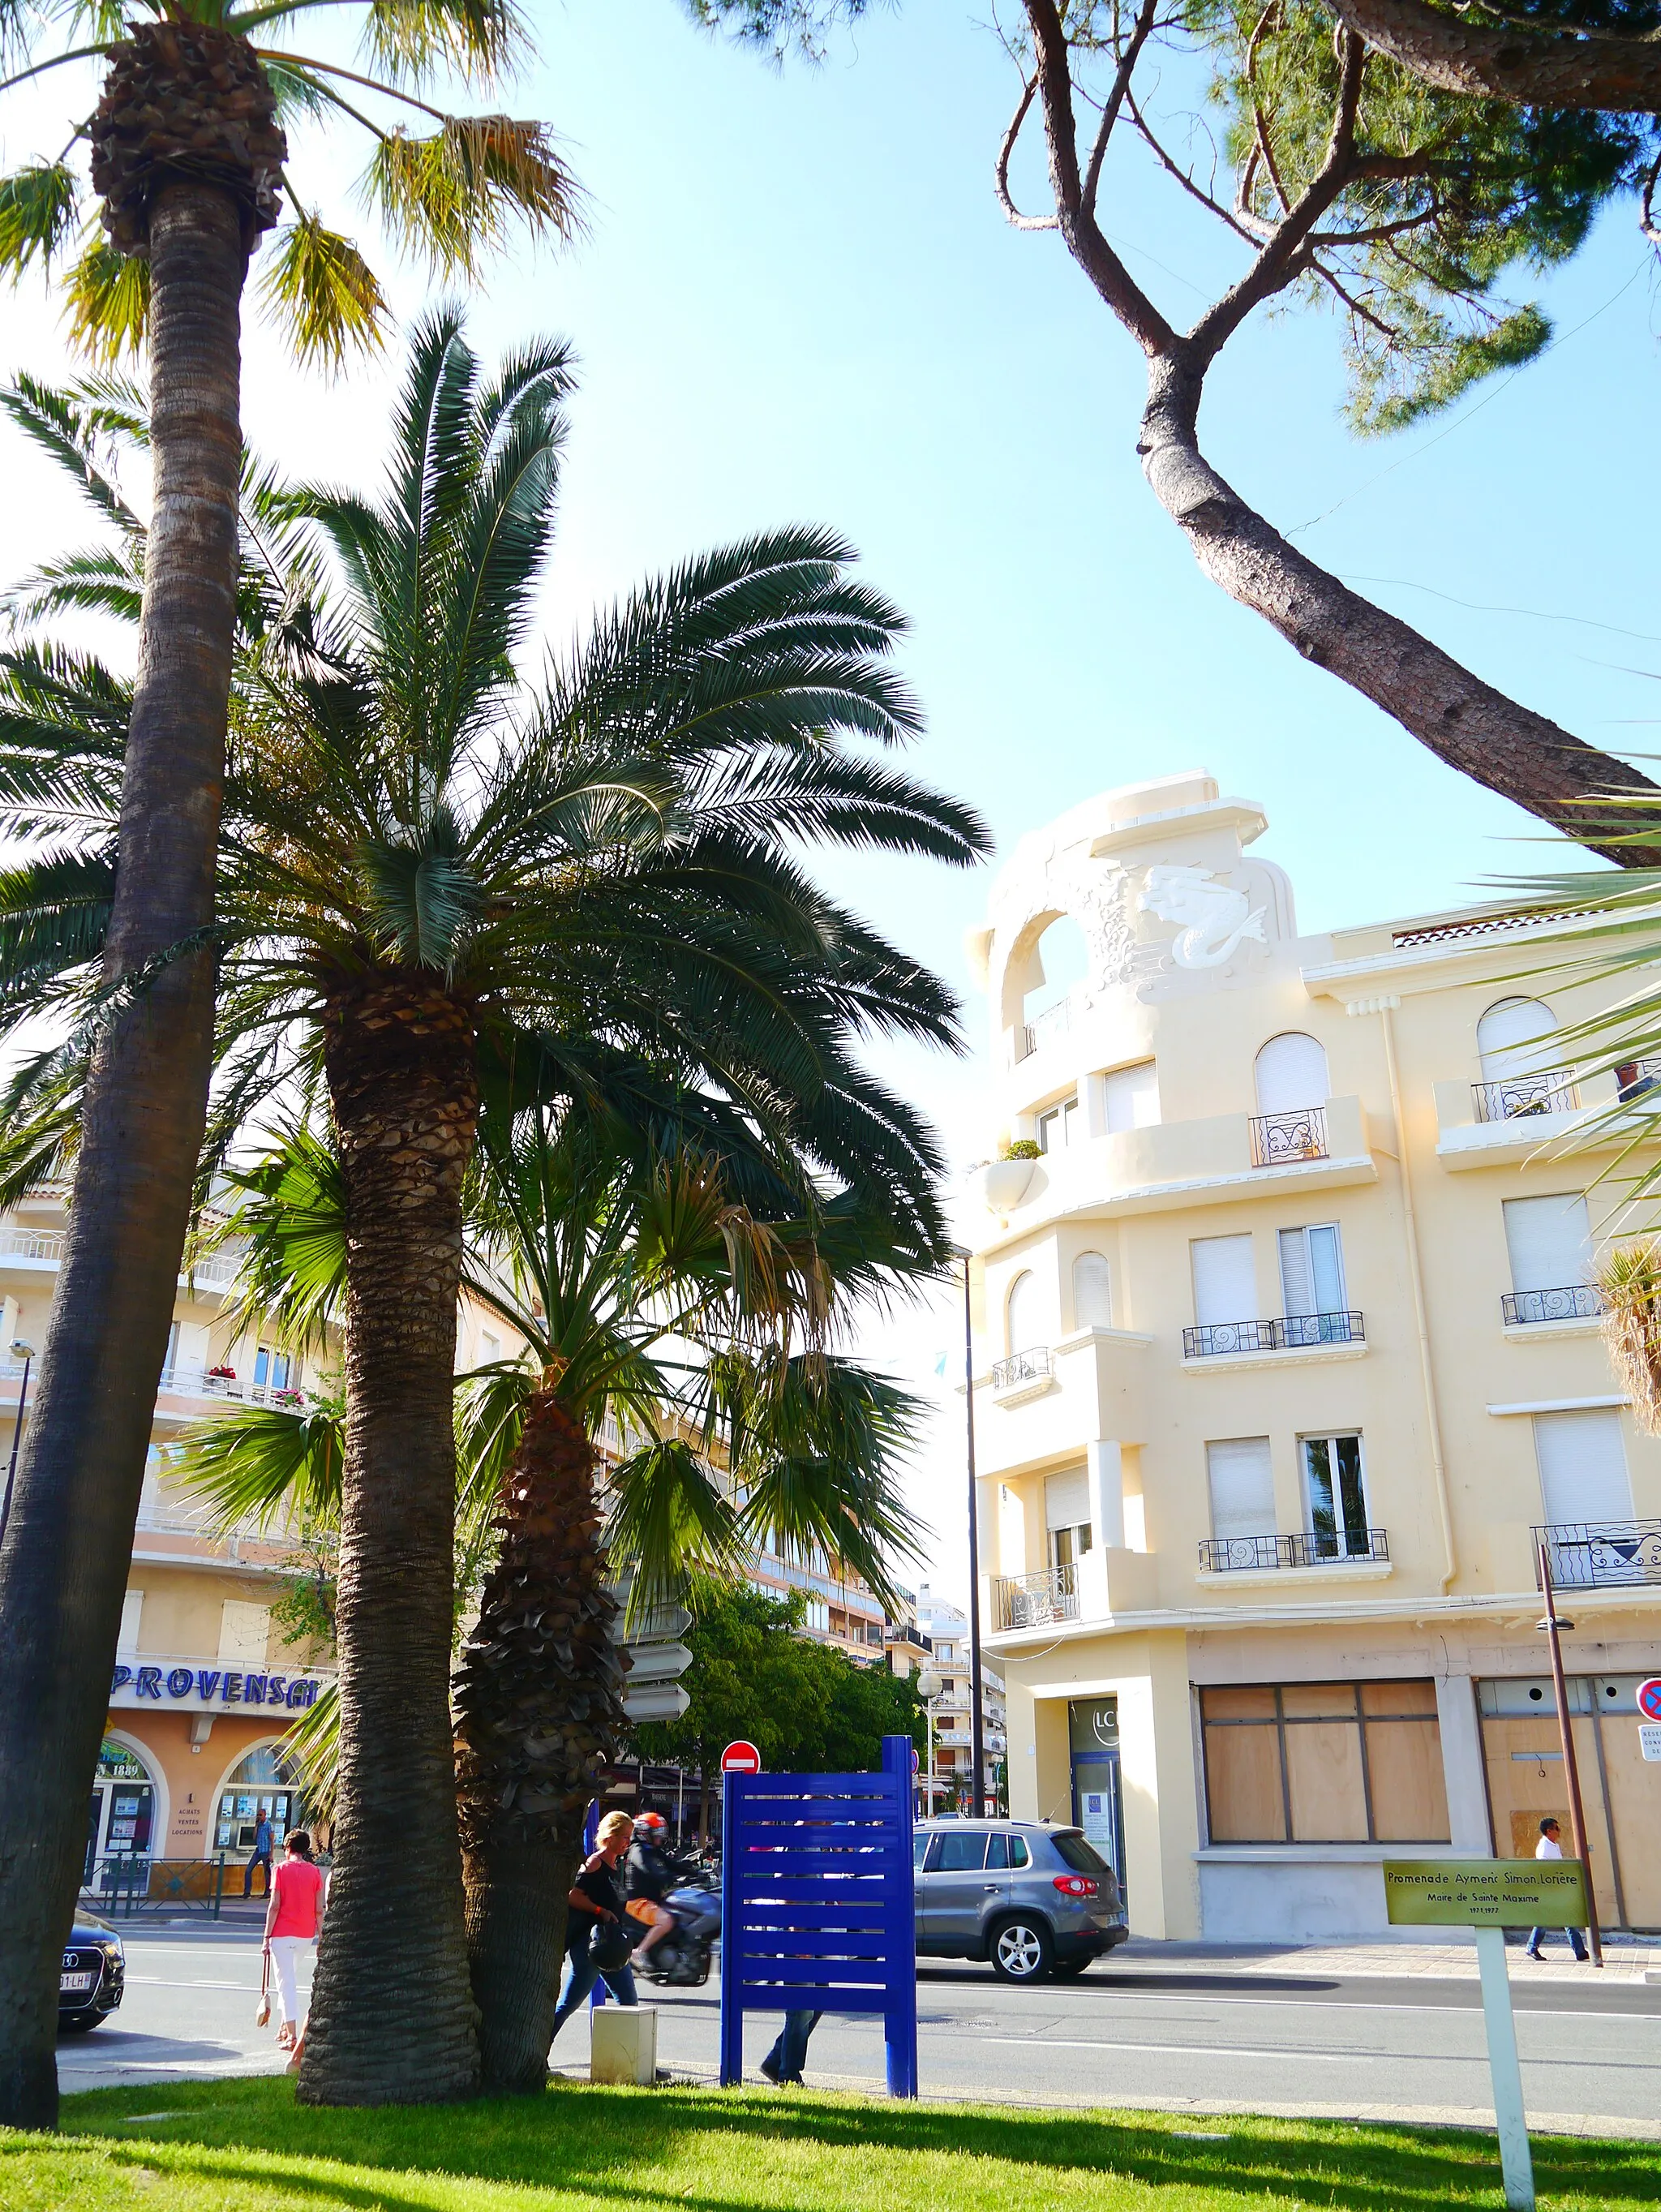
[971, 1140, 1040, 1218]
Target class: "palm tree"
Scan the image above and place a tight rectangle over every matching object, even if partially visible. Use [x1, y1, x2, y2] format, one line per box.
[0, 0, 576, 2128]
[0, 317, 987, 2105]
[176, 1102, 932, 2092]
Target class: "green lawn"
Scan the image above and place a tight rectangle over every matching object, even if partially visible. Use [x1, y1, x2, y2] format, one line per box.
[2, 2077, 1655, 2212]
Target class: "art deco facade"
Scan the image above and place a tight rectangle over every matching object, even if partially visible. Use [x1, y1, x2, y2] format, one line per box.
[968, 771, 1661, 1942]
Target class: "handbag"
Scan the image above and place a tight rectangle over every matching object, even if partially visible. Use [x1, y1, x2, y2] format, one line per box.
[255, 1950, 271, 2029]
[590, 1914, 647, 1972]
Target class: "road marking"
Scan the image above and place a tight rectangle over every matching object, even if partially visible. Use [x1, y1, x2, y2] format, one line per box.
[954, 2037, 1357, 2063]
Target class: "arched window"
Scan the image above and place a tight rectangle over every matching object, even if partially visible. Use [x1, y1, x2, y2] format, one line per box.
[1073, 1251, 1113, 1330]
[1255, 1032, 1329, 1115]
[86, 1737, 159, 1883]
[1006, 1269, 1043, 1354]
[216, 1744, 306, 1857]
[1478, 996, 1558, 1080]
[1024, 915, 1088, 1022]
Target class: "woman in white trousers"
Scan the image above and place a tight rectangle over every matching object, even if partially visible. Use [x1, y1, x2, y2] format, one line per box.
[262, 1829, 328, 2062]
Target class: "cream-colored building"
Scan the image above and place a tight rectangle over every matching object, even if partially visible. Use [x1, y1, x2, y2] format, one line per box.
[968, 772, 1661, 1944]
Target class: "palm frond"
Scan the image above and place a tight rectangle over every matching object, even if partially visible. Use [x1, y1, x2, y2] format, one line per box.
[603, 1437, 740, 1626]
[0, 161, 77, 280]
[211, 1122, 350, 1359]
[360, 0, 529, 84]
[365, 114, 582, 277]
[172, 1396, 346, 1535]
[63, 237, 148, 365]
[257, 211, 388, 371]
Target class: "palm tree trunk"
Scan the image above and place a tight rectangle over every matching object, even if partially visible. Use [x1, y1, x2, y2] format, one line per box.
[297, 971, 482, 2106]
[455, 1389, 627, 2094]
[0, 174, 246, 2131]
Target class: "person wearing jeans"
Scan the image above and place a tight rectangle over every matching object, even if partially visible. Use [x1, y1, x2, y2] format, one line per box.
[262, 1830, 327, 2061]
[760, 2010, 822, 2085]
[1525, 1818, 1590, 1961]
[243, 1810, 273, 1897]
[552, 1810, 640, 2041]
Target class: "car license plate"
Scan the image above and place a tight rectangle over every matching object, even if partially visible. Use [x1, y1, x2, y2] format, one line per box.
[59, 1970, 94, 1992]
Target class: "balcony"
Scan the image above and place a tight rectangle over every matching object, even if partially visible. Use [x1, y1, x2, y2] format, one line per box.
[1502, 1285, 1605, 1328]
[990, 1346, 1056, 1406]
[157, 1366, 306, 1409]
[0, 1227, 63, 1265]
[1473, 1069, 1579, 1123]
[1012, 1001, 1071, 1065]
[993, 1563, 1078, 1630]
[1184, 1311, 1365, 1360]
[1249, 1105, 1328, 1168]
[1534, 1519, 1661, 1588]
[1199, 1528, 1390, 1572]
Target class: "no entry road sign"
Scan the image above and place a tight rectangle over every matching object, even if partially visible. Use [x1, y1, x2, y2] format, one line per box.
[720, 1740, 762, 1773]
[1637, 1678, 1661, 1724]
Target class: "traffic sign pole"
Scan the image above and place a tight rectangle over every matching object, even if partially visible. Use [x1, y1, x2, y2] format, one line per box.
[1537, 1542, 1602, 1968]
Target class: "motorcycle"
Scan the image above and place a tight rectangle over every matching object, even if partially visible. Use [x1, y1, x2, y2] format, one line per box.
[635, 1872, 721, 1987]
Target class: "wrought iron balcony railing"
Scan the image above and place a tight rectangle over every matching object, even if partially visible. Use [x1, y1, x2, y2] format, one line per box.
[1199, 1527, 1390, 1572]
[991, 1346, 1054, 1391]
[1249, 1104, 1328, 1167]
[993, 1563, 1079, 1630]
[1472, 1069, 1578, 1123]
[1184, 1311, 1364, 1359]
[1502, 1285, 1605, 1326]
[1534, 1520, 1661, 1588]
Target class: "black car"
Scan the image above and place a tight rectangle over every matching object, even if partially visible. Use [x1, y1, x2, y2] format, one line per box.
[59, 1913, 126, 2033]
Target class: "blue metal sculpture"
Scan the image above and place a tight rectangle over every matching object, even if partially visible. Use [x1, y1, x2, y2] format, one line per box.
[719, 1733, 917, 2094]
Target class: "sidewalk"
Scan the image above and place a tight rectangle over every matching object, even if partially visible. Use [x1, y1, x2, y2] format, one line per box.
[1105, 1933, 1661, 1986]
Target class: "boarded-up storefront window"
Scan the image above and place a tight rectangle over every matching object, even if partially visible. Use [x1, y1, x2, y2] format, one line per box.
[1201, 1680, 1450, 1845]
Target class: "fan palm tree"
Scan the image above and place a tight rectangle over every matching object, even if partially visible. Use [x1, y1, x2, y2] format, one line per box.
[0, 316, 986, 2106]
[176, 1101, 932, 2092]
[0, 0, 576, 2127]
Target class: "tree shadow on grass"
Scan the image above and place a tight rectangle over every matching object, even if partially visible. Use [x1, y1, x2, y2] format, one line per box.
[49, 2077, 1661, 2210]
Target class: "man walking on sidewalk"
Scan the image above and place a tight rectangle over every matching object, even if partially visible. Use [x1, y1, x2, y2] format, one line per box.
[1526, 1819, 1589, 1961]
[243, 1809, 273, 1899]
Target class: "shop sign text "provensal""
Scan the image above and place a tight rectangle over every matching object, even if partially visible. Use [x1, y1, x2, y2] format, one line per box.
[109, 1662, 325, 1713]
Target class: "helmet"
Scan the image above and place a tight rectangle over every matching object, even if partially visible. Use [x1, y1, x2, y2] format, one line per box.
[637, 1811, 667, 1834]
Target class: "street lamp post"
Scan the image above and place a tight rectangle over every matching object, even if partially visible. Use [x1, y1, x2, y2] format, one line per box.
[916, 1664, 942, 1818]
[1536, 1540, 1603, 1968]
[955, 1251, 987, 1817]
[0, 1338, 34, 1542]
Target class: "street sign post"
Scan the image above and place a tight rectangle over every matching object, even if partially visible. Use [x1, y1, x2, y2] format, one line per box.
[1385, 1858, 1589, 2211]
[720, 1740, 762, 1775]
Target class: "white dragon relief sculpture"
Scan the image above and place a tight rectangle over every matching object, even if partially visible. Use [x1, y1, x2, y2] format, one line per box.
[1138, 864, 1267, 969]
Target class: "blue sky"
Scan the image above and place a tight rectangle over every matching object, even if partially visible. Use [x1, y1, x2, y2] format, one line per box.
[2, 1, 1659, 1597]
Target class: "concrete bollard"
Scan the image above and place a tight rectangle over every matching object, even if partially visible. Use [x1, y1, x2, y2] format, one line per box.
[590, 2004, 658, 2085]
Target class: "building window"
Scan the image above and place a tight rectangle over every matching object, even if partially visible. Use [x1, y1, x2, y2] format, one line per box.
[1255, 1032, 1329, 1115]
[217, 1745, 303, 1854]
[1300, 1433, 1370, 1558]
[1503, 1195, 1591, 1298]
[1206, 1437, 1275, 1544]
[1006, 1269, 1045, 1355]
[1192, 1235, 1257, 1328]
[1037, 1096, 1079, 1153]
[253, 1346, 292, 1390]
[1478, 996, 1558, 1080]
[1200, 1681, 1449, 1845]
[1532, 1407, 1633, 1525]
[1277, 1224, 1346, 1321]
[1103, 1060, 1159, 1133]
[1072, 1250, 1113, 1329]
[1045, 1468, 1092, 1573]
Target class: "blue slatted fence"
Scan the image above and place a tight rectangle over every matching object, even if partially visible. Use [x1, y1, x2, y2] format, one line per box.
[719, 1733, 916, 2094]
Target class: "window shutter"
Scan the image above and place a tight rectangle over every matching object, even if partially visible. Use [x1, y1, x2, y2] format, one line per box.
[1006, 1269, 1045, 1352]
[1104, 1061, 1159, 1133]
[1192, 1235, 1257, 1325]
[1045, 1469, 1091, 1531]
[1479, 997, 1558, 1080]
[1073, 1251, 1113, 1329]
[1533, 1409, 1632, 1523]
[1503, 1195, 1591, 1294]
[1255, 1032, 1329, 1113]
[1206, 1438, 1276, 1540]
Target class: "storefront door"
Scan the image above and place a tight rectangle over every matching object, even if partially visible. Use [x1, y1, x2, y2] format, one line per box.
[84, 1740, 156, 1883]
[1067, 1696, 1127, 1908]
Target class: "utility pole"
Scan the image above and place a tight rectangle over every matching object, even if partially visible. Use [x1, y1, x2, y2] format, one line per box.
[1537, 1540, 1603, 1968]
[0, 1341, 33, 1542]
[961, 1254, 986, 1815]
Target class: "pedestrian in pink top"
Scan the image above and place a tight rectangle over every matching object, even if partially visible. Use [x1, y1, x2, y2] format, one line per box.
[262, 1830, 327, 2066]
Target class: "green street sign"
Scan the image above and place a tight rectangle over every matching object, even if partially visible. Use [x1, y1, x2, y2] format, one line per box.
[1383, 1858, 1587, 1928]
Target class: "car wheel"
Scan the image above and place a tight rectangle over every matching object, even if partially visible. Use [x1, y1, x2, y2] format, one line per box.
[58, 2012, 101, 2034]
[989, 1916, 1054, 1983]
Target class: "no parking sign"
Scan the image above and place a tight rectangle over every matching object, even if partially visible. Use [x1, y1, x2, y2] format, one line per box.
[1639, 1678, 1661, 1761]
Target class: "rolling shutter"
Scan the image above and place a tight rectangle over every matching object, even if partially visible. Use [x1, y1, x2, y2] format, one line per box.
[1192, 1235, 1258, 1325]
[1045, 1469, 1091, 1531]
[1255, 1032, 1330, 1114]
[1532, 1408, 1632, 1523]
[1503, 1195, 1590, 1294]
[1206, 1437, 1276, 1540]
[1073, 1251, 1113, 1329]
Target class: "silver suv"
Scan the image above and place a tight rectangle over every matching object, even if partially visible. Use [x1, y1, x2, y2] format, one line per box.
[913, 1819, 1127, 1982]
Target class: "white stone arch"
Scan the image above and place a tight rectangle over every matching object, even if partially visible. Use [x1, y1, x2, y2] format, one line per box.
[985, 840, 1135, 1037]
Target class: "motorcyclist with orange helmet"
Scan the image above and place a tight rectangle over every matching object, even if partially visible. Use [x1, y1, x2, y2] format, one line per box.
[623, 1811, 697, 1977]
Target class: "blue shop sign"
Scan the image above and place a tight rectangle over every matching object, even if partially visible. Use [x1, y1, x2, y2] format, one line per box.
[109, 1662, 321, 1711]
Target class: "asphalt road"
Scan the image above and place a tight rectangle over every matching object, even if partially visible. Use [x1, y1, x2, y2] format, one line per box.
[58, 1927, 1661, 2138]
